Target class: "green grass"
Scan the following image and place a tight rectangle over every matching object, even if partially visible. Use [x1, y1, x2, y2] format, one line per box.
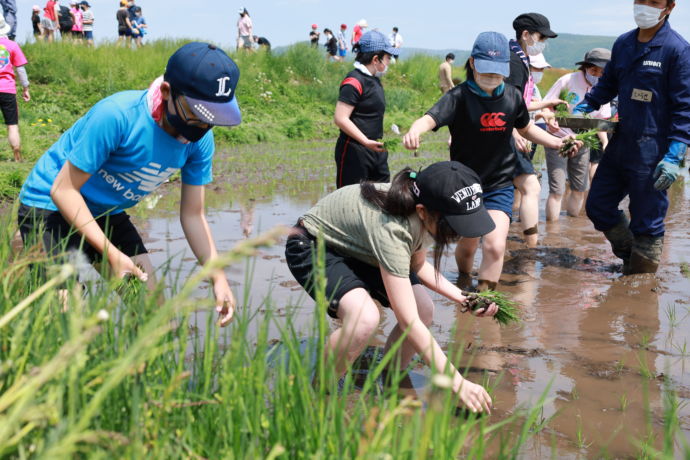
[0, 213, 559, 459]
[1, 40, 449, 200]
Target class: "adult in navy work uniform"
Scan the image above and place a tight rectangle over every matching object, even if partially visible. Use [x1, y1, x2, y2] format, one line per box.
[334, 30, 399, 188]
[575, 0, 690, 274]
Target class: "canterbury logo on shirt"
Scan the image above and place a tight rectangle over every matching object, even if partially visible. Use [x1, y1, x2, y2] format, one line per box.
[97, 162, 177, 202]
[479, 112, 507, 132]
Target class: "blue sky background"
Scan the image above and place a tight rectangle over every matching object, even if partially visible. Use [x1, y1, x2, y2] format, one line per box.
[14, 0, 690, 52]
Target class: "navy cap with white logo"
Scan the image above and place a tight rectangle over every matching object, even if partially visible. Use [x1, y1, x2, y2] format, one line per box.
[413, 161, 495, 238]
[164, 42, 241, 127]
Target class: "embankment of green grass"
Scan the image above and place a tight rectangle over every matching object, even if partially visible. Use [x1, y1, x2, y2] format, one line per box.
[1, 39, 572, 200]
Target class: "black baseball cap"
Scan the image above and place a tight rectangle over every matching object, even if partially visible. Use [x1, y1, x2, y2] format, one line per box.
[512, 13, 558, 39]
[412, 161, 496, 238]
[164, 42, 241, 127]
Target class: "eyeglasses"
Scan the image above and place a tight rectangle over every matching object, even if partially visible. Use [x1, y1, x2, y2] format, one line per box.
[171, 91, 211, 128]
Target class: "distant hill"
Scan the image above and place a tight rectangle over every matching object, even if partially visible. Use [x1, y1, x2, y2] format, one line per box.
[282, 33, 618, 70]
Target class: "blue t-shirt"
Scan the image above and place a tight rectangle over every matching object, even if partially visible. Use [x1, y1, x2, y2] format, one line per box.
[20, 90, 214, 216]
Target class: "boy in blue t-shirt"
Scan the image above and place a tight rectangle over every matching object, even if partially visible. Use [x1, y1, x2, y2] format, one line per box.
[18, 42, 242, 326]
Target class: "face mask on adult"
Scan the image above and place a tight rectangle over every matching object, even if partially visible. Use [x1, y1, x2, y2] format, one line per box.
[474, 72, 503, 92]
[634, 4, 667, 29]
[585, 72, 599, 86]
[374, 58, 388, 78]
[165, 95, 212, 143]
[524, 33, 546, 56]
[531, 71, 544, 84]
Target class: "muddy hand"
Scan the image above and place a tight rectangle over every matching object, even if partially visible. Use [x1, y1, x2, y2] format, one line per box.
[472, 302, 498, 317]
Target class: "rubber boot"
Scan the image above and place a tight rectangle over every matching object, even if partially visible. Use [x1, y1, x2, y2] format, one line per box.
[477, 279, 497, 292]
[603, 214, 633, 271]
[628, 235, 664, 275]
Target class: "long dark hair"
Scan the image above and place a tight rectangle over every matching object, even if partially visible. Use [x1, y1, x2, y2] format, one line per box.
[464, 58, 475, 82]
[360, 168, 459, 274]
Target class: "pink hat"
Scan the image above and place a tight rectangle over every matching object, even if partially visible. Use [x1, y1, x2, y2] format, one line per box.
[32, 4, 41, 11]
[340, 24, 347, 29]
[311, 24, 318, 29]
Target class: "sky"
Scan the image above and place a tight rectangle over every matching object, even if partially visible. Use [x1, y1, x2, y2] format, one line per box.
[14, 0, 690, 52]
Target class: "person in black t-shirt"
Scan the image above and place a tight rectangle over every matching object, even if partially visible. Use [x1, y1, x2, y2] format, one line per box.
[334, 30, 400, 188]
[324, 28, 338, 60]
[507, 13, 560, 247]
[403, 32, 580, 292]
[309, 24, 319, 48]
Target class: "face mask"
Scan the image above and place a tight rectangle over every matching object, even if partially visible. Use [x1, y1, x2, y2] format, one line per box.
[585, 73, 599, 86]
[531, 71, 544, 84]
[165, 96, 212, 143]
[524, 33, 546, 56]
[475, 73, 503, 92]
[634, 4, 666, 29]
[374, 60, 388, 78]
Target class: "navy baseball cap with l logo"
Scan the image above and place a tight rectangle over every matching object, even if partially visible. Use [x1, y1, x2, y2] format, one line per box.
[164, 42, 242, 127]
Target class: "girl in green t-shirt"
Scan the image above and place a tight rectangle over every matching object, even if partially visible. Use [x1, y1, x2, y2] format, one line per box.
[286, 161, 499, 413]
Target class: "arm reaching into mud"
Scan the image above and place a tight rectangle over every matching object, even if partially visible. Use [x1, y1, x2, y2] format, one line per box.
[381, 267, 493, 413]
[334, 101, 384, 152]
[50, 161, 148, 281]
[180, 183, 236, 326]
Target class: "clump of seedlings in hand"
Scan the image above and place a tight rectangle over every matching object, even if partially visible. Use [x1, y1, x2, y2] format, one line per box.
[462, 290, 522, 326]
[559, 129, 601, 157]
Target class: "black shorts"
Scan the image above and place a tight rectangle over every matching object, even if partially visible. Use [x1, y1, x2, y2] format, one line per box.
[285, 225, 421, 319]
[118, 27, 132, 37]
[17, 204, 148, 263]
[0, 93, 18, 125]
[334, 135, 390, 188]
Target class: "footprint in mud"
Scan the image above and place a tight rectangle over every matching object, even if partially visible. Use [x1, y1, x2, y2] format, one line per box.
[502, 247, 620, 275]
[279, 280, 299, 288]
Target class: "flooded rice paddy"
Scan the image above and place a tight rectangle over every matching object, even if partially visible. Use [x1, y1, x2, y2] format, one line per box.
[116, 138, 690, 457]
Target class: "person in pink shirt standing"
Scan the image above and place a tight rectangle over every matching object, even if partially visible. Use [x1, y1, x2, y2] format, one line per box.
[236, 8, 253, 51]
[0, 14, 30, 162]
[69, 0, 83, 41]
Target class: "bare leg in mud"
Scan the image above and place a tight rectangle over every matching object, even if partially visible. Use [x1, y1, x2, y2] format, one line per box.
[455, 210, 510, 289]
[513, 174, 540, 247]
[325, 288, 381, 378]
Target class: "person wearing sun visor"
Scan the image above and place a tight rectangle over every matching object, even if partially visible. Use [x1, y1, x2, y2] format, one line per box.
[17, 42, 242, 326]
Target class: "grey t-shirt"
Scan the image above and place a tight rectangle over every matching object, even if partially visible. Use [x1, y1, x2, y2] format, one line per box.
[301, 184, 434, 277]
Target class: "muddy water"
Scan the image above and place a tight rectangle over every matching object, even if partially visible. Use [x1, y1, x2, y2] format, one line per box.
[133, 144, 690, 459]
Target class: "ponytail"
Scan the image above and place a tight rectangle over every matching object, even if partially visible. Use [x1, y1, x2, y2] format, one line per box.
[360, 168, 417, 216]
[361, 168, 459, 274]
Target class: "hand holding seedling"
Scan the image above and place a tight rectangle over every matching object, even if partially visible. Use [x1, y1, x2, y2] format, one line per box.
[558, 134, 586, 158]
[214, 276, 236, 327]
[363, 139, 385, 152]
[459, 294, 499, 317]
[109, 250, 148, 282]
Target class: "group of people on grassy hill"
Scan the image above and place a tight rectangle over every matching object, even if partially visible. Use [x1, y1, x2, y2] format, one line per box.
[11, 0, 690, 414]
[309, 21, 403, 62]
[32, 0, 95, 45]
